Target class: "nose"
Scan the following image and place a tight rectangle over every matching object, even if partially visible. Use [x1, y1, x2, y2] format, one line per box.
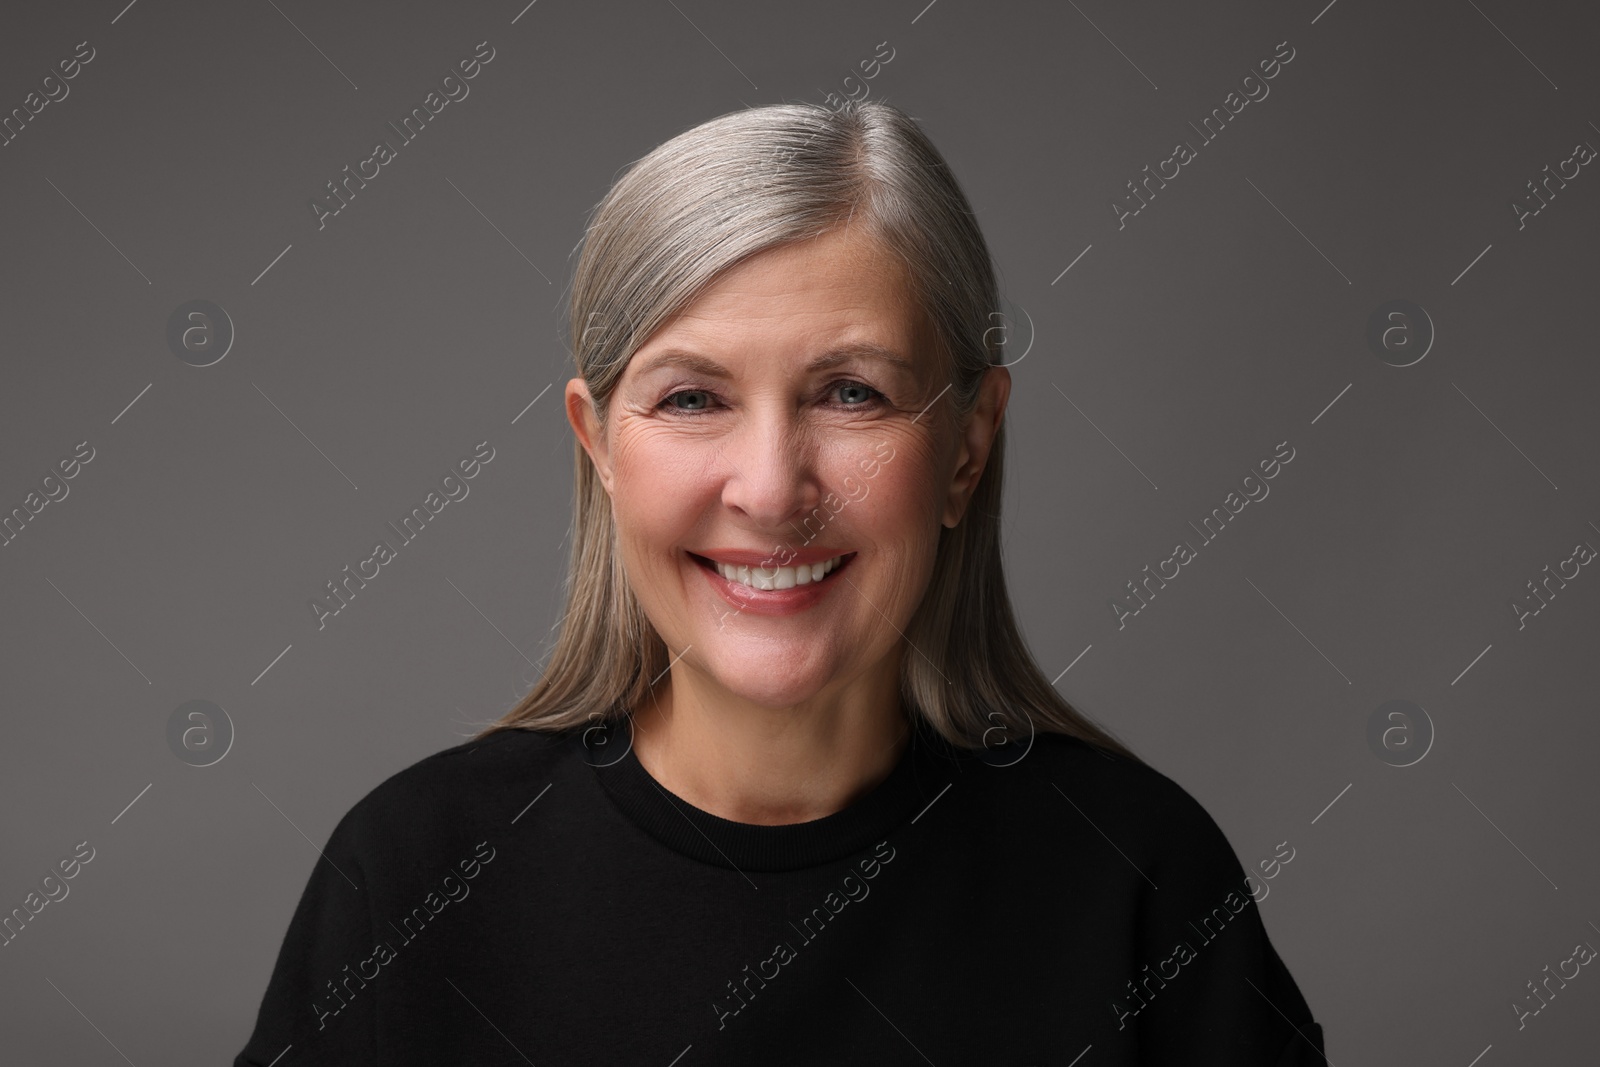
[717, 411, 821, 533]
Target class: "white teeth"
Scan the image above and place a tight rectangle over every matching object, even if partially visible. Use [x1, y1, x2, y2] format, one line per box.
[714, 555, 844, 590]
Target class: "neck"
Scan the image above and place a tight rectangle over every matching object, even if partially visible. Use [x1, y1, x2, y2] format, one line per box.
[629, 658, 910, 826]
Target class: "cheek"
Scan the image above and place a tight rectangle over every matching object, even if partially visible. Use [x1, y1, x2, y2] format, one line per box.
[821, 437, 947, 598]
[826, 430, 945, 524]
[609, 425, 715, 524]
[855, 466, 938, 534]
[610, 420, 680, 478]
[611, 422, 707, 495]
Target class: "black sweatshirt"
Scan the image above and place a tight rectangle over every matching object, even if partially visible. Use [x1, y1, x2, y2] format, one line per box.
[234, 722, 1327, 1065]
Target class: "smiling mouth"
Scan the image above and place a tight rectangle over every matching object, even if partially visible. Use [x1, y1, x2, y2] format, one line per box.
[688, 551, 856, 591]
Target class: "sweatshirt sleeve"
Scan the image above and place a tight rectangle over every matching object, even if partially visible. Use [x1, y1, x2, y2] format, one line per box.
[1128, 784, 1326, 1065]
[234, 801, 379, 1066]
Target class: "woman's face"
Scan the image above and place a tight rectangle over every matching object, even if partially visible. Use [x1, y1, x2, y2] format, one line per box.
[567, 225, 1005, 711]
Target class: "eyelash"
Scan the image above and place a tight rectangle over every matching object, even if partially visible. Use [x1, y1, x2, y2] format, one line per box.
[655, 380, 888, 415]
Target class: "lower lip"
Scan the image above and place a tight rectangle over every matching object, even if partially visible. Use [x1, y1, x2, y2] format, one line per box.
[691, 552, 856, 617]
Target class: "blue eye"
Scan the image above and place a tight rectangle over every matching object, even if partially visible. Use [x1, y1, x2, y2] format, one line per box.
[656, 380, 887, 415]
[663, 390, 713, 411]
[836, 381, 877, 405]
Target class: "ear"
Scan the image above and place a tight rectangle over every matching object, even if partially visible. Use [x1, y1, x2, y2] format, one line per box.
[941, 366, 1010, 528]
[565, 378, 613, 494]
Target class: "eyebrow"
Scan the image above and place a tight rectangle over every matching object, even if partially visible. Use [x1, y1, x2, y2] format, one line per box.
[632, 341, 917, 380]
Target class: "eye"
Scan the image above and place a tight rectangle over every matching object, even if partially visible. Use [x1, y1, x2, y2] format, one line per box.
[655, 379, 888, 416]
[833, 380, 883, 406]
[659, 389, 716, 412]
[838, 379, 876, 404]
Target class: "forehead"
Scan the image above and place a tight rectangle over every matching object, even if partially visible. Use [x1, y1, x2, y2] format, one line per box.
[630, 227, 933, 368]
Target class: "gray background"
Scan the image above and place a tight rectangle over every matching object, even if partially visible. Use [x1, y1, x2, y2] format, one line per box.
[2, 0, 1597, 1062]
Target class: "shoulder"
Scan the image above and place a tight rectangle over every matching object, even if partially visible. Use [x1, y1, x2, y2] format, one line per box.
[333, 727, 577, 861]
[981, 732, 1245, 885]
[998, 732, 1209, 821]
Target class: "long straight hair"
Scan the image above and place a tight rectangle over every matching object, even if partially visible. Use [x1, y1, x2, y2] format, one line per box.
[475, 99, 1139, 763]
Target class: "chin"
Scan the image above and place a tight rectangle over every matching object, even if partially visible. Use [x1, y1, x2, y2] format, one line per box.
[699, 653, 836, 710]
[723, 676, 832, 710]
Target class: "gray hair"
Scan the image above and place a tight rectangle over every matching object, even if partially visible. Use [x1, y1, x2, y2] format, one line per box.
[475, 99, 1138, 762]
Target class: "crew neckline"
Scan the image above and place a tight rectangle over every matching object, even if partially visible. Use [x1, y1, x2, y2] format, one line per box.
[582, 716, 960, 873]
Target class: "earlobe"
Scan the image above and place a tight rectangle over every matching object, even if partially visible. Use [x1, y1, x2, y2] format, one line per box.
[941, 367, 1009, 528]
[565, 378, 612, 492]
[941, 444, 979, 528]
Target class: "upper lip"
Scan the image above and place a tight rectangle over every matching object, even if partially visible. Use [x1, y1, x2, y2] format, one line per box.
[690, 547, 854, 567]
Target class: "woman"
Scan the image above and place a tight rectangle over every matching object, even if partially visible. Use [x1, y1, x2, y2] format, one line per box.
[236, 100, 1326, 1065]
